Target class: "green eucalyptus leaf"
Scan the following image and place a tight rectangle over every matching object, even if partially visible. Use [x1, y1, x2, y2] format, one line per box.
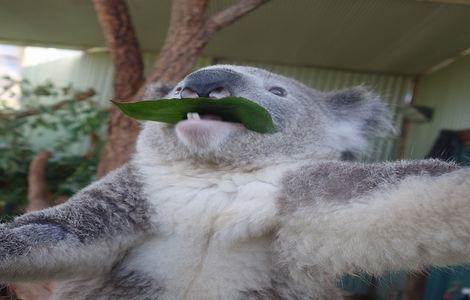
[112, 97, 276, 134]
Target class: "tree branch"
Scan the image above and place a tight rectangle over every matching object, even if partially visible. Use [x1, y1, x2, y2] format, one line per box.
[93, 0, 145, 100]
[26, 150, 51, 212]
[136, 0, 210, 95]
[93, 0, 145, 176]
[138, 0, 270, 98]
[206, 0, 270, 34]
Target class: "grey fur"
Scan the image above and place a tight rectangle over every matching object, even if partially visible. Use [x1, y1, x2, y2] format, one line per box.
[12, 164, 151, 242]
[143, 82, 175, 99]
[238, 269, 341, 300]
[0, 65, 468, 300]
[278, 159, 460, 214]
[55, 268, 164, 300]
[239, 287, 282, 300]
[0, 164, 151, 281]
[326, 86, 394, 138]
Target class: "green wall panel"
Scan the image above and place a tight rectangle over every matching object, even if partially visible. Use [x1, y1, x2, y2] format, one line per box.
[22, 52, 213, 106]
[405, 54, 470, 160]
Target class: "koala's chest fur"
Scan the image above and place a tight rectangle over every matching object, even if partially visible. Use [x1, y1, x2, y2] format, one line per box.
[125, 162, 294, 299]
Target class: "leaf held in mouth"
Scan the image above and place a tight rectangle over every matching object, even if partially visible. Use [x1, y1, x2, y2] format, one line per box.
[111, 97, 276, 134]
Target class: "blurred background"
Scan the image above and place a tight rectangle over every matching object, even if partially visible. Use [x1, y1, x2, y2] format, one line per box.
[0, 0, 469, 299]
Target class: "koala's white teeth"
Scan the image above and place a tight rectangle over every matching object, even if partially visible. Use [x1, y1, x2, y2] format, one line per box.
[187, 112, 201, 120]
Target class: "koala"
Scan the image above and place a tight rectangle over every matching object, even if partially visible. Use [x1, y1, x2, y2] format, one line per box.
[1, 65, 469, 300]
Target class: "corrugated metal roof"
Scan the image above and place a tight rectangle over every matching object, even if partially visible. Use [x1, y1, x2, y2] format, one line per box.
[1, 0, 470, 75]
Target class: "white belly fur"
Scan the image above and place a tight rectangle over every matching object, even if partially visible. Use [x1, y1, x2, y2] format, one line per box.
[125, 161, 298, 300]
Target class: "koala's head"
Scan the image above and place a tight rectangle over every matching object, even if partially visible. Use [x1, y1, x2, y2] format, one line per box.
[136, 65, 392, 168]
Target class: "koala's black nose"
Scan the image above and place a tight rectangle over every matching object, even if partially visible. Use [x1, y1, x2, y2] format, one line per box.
[181, 69, 242, 99]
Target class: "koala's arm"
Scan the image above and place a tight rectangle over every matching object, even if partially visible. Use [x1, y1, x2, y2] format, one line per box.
[0, 164, 151, 282]
[276, 160, 470, 277]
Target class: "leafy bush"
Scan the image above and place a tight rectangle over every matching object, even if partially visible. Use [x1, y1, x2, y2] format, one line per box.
[0, 76, 108, 217]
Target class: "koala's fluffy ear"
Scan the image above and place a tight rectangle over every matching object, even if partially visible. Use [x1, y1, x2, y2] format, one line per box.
[143, 82, 175, 99]
[326, 86, 394, 138]
[324, 86, 395, 157]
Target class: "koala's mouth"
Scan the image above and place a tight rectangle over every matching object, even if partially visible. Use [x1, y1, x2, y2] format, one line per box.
[179, 111, 245, 134]
[186, 112, 235, 122]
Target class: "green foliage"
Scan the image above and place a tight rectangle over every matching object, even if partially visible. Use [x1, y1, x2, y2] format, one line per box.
[0, 76, 108, 217]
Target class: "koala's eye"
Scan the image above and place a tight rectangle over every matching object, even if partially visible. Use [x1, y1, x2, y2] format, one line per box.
[269, 86, 287, 97]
